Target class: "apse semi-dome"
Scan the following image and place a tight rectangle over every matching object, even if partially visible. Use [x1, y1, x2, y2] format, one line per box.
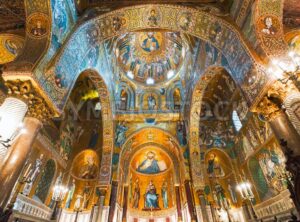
[115, 31, 185, 85]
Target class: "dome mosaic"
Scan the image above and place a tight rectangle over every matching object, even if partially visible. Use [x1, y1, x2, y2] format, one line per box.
[115, 31, 185, 85]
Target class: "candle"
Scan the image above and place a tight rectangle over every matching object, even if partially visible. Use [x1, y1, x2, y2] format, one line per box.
[23, 163, 32, 179]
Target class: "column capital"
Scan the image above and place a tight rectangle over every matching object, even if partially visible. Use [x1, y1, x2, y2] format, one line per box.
[4, 79, 57, 122]
[252, 80, 299, 121]
[196, 189, 204, 196]
[252, 96, 282, 121]
[96, 187, 107, 197]
[267, 80, 298, 103]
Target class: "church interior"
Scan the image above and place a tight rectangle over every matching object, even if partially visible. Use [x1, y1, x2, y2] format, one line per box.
[0, 0, 300, 222]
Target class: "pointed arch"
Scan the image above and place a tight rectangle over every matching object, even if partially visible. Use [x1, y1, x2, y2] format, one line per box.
[62, 69, 114, 185]
[166, 81, 183, 111]
[116, 81, 135, 111]
[37, 4, 270, 112]
[116, 127, 188, 183]
[188, 66, 247, 188]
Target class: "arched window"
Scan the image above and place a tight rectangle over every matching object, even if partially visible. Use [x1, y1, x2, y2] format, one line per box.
[120, 89, 128, 110]
[232, 110, 242, 132]
[173, 88, 181, 110]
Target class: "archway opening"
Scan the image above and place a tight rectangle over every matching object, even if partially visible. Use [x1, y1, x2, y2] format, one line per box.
[188, 66, 291, 221]
[115, 127, 188, 222]
[53, 70, 109, 221]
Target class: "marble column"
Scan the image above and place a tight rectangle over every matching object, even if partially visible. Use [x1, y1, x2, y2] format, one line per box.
[197, 190, 209, 222]
[108, 181, 118, 222]
[175, 186, 183, 222]
[241, 203, 251, 221]
[209, 204, 218, 222]
[254, 87, 300, 213]
[184, 180, 198, 222]
[270, 113, 300, 213]
[0, 117, 42, 209]
[122, 186, 128, 222]
[254, 82, 300, 153]
[269, 112, 300, 156]
[0, 97, 28, 162]
[96, 191, 106, 222]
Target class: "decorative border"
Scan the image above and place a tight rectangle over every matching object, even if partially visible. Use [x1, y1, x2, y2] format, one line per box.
[188, 67, 221, 188]
[87, 71, 114, 184]
[255, 0, 288, 56]
[43, 4, 266, 113]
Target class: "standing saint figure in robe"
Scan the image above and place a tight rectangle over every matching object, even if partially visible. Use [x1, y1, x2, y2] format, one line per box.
[49, 172, 63, 209]
[161, 180, 168, 208]
[83, 185, 92, 209]
[74, 194, 83, 210]
[147, 95, 156, 110]
[22, 154, 44, 196]
[227, 179, 237, 204]
[65, 179, 76, 209]
[132, 178, 140, 209]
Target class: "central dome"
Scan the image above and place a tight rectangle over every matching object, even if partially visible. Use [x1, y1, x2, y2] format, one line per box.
[116, 31, 185, 85]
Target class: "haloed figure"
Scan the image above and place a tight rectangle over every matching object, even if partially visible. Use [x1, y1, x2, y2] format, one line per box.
[144, 180, 159, 209]
[132, 179, 140, 209]
[161, 180, 168, 208]
[65, 179, 76, 209]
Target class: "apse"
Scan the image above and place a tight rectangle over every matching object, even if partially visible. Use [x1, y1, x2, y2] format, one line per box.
[1, 2, 300, 222]
[129, 147, 174, 211]
[114, 127, 188, 222]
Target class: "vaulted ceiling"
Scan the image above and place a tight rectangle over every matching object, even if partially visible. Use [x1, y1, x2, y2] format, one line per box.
[75, 0, 223, 14]
[283, 0, 300, 30]
[0, 0, 25, 34]
[0, 0, 298, 35]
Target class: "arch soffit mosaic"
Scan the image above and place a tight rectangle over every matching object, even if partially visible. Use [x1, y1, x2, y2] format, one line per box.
[254, 0, 288, 57]
[189, 66, 239, 188]
[3, 2, 288, 112]
[4, 1, 288, 69]
[66, 69, 114, 185]
[39, 4, 278, 112]
[4, 0, 77, 71]
[118, 127, 186, 183]
[5, 0, 52, 71]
